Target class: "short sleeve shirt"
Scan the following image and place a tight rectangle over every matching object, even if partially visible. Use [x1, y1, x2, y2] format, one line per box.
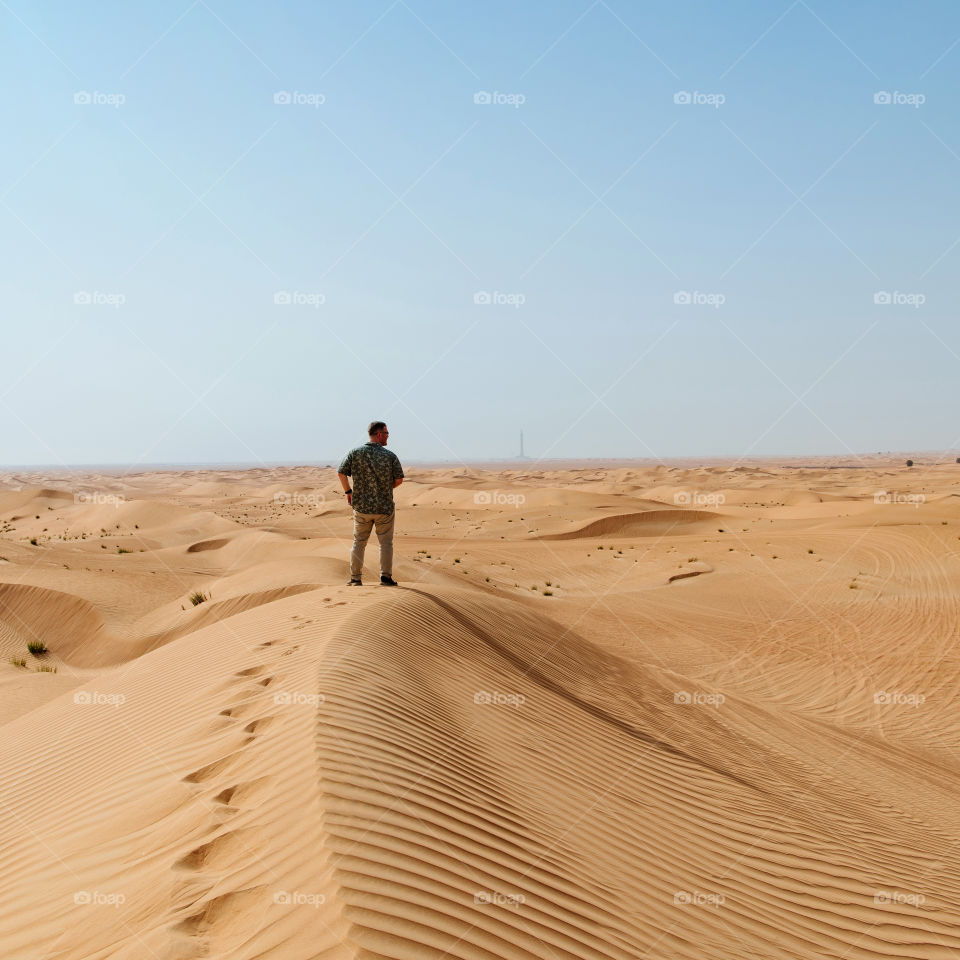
[338, 442, 404, 515]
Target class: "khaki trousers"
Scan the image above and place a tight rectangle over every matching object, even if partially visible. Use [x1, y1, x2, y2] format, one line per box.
[350, 510, 395, 579]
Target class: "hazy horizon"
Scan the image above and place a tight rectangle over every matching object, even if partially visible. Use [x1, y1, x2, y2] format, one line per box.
[1, 448, 957, 474]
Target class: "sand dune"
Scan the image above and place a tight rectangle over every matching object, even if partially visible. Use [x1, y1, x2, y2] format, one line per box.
[2, 458, 960, 959]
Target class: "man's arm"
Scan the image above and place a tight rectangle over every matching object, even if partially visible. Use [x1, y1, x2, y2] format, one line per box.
[337, 453, 353, 506]
[393, 477, 403, 488]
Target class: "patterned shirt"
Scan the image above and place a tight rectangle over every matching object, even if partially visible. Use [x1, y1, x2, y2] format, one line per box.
[338, 442, 404, 515]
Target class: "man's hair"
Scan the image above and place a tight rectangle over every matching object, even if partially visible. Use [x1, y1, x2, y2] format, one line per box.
[368, 421, 387, 436]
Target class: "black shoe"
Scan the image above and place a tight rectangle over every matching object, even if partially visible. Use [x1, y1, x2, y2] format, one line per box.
[380, 576, 398, 586]
[347, 578, 363, 586]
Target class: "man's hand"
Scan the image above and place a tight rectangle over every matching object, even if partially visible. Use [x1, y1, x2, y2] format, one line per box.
[338, 471, 353, 507]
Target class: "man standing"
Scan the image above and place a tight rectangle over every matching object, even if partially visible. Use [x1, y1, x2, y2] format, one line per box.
[337, 421, 404, 586]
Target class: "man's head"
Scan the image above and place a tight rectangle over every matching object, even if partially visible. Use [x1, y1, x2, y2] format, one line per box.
[368, 421, 389, 445]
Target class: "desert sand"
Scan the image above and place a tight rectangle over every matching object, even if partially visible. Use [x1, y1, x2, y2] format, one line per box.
[1, 456, 959, 959]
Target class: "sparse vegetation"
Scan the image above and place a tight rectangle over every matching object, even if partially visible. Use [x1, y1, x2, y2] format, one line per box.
[117, 547, 131, 554]
[28, 537, 37, 545]
[543, 590, 553, 596]
[189, 591, 208, 606]
[9, 658, 26, 668]
[27, 641, 47, 656]
[36, 664, 57, 673]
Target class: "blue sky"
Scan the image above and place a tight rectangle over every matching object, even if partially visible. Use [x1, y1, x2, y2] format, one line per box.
[1, 0, 959, 466]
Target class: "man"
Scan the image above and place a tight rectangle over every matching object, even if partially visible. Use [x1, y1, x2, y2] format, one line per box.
[337, 421, 404, 586]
